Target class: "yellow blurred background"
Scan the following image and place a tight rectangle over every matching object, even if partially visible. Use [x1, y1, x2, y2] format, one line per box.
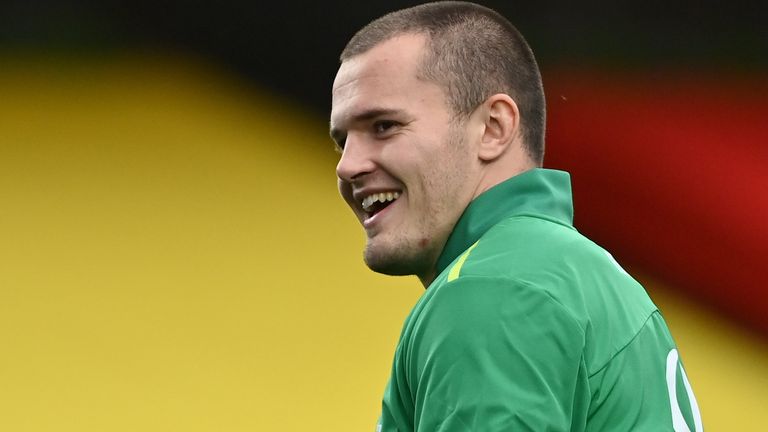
[1, 54, 765, 431]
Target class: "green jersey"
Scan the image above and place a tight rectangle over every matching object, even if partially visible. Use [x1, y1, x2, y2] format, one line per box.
[377, 169, 702, 431]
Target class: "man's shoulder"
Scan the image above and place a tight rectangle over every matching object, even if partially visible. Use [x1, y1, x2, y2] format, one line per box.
[412, 273, 585, 346]
[457, 214, 626, 288]
[440, 215, 661, 372]
[406, 274, 587, 362]
[478, 213, 597, 258]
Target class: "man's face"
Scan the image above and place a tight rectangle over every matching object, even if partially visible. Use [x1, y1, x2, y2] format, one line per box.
[330, 33, 479, 283]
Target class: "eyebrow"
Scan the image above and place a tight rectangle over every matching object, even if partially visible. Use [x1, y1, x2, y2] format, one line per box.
[329, 108, 404, 144]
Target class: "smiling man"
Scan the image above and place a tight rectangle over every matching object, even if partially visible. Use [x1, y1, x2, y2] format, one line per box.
[330, 2, 702, 431]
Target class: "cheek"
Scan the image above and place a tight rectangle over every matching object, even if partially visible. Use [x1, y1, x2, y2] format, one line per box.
[338, 181, 355, 207]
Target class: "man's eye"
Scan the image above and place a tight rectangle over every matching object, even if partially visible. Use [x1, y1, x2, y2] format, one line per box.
[373, 120, 398, 134]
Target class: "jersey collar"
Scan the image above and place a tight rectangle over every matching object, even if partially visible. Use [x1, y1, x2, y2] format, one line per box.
[435, 168, 575, 276]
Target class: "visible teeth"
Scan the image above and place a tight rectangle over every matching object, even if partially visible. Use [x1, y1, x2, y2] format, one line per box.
[361, 191, 401, 212]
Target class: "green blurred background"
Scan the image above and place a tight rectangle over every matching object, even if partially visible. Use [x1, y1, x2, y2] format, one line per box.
[1, 1, 766, 430]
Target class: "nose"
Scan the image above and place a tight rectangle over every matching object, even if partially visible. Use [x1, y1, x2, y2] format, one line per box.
[336, 134, 376, 183]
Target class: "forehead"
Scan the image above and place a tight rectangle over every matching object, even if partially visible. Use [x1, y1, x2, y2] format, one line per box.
[334, 33, 424, 87]
[330, 33, 441, 126]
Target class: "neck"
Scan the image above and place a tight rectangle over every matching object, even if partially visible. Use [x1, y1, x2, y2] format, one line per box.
[419, 158, 537, 289]
[472, 163, 533, 202]
[418, 271, 436, 289]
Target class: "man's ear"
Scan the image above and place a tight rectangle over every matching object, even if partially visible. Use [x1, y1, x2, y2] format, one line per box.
[477, 94, 520, 162]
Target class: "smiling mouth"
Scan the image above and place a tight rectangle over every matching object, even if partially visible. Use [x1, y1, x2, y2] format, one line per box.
[361, 191, 400, 218]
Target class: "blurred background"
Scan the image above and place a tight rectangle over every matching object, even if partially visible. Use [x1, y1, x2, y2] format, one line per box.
[1, 1, 766, 430]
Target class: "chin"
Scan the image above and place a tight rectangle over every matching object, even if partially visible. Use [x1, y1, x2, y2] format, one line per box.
[364, 258, 417, 276]
[363, 239, 432, 277]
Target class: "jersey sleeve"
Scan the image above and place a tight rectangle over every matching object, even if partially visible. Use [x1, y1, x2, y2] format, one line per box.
[404, 276, 590, 431]
[586, 311, 704, 431]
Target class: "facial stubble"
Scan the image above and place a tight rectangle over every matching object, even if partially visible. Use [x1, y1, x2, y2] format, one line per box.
[362, 124, 472, 281]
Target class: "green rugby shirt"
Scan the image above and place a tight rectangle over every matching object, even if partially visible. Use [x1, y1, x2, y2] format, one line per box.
[377, 169, 702, 432]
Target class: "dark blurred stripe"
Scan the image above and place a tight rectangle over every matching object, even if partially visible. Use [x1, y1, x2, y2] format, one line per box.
[545, 70, 768, 336]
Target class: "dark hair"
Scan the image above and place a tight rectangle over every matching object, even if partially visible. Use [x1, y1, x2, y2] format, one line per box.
[340, 1, 546, 165]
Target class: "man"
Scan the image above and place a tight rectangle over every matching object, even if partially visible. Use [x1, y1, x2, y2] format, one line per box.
[330, 2, 702, 431]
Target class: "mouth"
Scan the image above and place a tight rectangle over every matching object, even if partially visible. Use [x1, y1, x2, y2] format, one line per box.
[361, 191, 401, 222]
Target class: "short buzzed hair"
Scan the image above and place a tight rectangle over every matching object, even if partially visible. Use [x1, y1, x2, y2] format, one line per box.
[341, 1, 546, 165]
